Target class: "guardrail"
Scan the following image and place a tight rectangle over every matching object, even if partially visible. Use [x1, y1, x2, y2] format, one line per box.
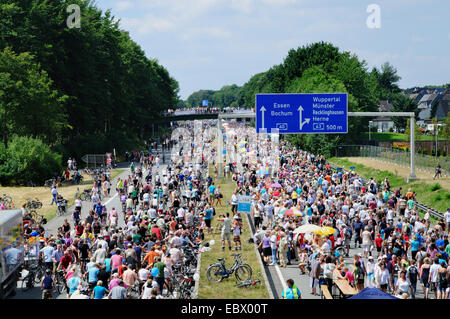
[327, 161, 444, 221]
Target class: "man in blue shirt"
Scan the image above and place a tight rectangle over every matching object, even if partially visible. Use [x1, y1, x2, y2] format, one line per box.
[87, 264, 100, 289]
[41, 269, 54, 299]
[94, 202, 103, 218]
[204, 205, 214, 234]
[92, 281, 108, 299]
[281, 279, 302, 299]
[40, 242, 55, 271]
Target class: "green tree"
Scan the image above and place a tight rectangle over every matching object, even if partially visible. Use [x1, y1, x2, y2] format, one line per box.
[442, 114, 450, 140]
[0, 47, 67, 148]
[404, 118, 421, 142]
[390, 94, 419, 130]
[0, 135, 62, 185]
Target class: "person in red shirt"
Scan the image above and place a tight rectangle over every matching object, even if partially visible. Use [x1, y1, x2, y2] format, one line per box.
[58, 249, 73, 271]
[328, 235, 335, 249]
[374, 233, 383, 258]
[75, 223, 84, 236]
[151, 225, 162, 240]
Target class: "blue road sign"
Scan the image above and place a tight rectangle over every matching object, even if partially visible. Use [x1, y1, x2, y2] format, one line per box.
[202, 100, 209, 106]
[237, 195, 252, 214]
[256, 93, 348, 134]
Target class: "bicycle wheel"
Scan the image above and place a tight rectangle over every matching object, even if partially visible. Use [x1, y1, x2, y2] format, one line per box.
[235, 264, 252, 282]
[22, 274, 34, 291]
[56, 275, 65, 294]
[3, 195, 12, 204]
[34, 267, 44, 284]
[35, 201, 42, 209]
[206, 265, 223, 283]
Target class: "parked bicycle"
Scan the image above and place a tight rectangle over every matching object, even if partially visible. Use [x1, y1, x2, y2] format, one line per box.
[0, 193, 13, 208]
[206, 253, 252, 283]
[26, 198, 42, 210]
[75, 187, 91, 201]
[235, 272, 262, 288]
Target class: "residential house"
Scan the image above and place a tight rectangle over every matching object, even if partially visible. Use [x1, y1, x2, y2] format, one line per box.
[372, 100, 395, 132]
[435, 89, 450, 120]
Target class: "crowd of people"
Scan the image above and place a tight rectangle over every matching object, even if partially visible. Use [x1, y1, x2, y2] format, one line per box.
[217, 123, 450, 299]
[21, 122, 224, 299]
[17, 120, 450, 300]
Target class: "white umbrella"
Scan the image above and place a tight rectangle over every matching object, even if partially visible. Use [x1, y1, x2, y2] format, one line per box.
[293, 224, 321, 234]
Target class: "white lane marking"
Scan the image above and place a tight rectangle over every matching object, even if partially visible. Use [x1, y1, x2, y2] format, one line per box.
[275, 264, 287, 291]
[103, 192, 118, 206]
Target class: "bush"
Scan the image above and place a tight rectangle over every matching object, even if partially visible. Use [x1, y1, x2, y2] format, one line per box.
[0, 136, 62, 185]
[430, 183, 442, 191]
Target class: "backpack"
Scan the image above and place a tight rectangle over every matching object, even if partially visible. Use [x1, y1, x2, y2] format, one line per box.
[355, 267, 364, 281]
[345, 228, 352, 240]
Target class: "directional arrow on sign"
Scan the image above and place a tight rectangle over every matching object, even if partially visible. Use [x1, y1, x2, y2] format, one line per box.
[260, 106, 266, 130]
[298, 105, 310, 130]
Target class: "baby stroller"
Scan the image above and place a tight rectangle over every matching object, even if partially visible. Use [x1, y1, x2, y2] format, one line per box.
[56, 195, 68, 216]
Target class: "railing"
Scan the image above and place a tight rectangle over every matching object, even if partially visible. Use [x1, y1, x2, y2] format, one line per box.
[336, 145, 449, 177]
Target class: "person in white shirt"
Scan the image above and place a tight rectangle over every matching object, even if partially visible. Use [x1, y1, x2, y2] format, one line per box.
[366, 256, 376, 287]
[269, 232, 278, 266]
[429, 258, 441, 299]
[138, 268, 150, 282]
[168, 244, 183, 264]
[51, 187, 58, 205]
[74, 197, 82, 211]
[444, 208, 450, 231]
[375, 262, 391, 292]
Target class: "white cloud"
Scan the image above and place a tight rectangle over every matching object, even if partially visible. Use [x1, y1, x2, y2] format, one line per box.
[114, 1, 134, 11]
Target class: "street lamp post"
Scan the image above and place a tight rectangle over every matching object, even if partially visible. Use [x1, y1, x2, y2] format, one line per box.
[369, 121, 373, 141]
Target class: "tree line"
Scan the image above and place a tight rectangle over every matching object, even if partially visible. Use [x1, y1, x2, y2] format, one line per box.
[0, 0, 179, 185]
[185, 42, 418, 157]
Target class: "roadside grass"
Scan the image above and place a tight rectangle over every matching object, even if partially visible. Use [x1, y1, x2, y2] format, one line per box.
[362, 132, 447, 142]
[328, 157, 449, 215]
[198, 175, 269, 299]
[0, 169, 124, 221]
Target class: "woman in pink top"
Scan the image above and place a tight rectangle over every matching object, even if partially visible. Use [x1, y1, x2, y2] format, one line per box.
[344, 267, 355, 287]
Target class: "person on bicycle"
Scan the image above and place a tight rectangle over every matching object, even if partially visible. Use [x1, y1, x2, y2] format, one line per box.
[41, 269, 54, 299]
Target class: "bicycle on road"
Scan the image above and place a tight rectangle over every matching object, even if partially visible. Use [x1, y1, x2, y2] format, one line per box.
[55, 270, 67, 294]
[206, 253, 252, 283]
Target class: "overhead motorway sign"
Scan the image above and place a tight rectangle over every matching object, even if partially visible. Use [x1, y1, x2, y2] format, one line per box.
[255, 93, 348, 134]
[202, 100, 209, 106]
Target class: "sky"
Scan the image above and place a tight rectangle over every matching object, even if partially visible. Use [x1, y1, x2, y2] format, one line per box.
[94, 0, 450, 100]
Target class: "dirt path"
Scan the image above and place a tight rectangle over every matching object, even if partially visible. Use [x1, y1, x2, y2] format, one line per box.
[346, 157, 450, 190]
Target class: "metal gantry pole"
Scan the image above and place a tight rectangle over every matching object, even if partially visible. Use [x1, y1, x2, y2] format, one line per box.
[217, 117, 223, 178]
[409, 115, 416, 180]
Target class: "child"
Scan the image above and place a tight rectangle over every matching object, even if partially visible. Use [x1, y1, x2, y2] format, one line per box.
[344, 267, 355, 287]
[233, 223, 242, 251]
[298, 249, 308, 274]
